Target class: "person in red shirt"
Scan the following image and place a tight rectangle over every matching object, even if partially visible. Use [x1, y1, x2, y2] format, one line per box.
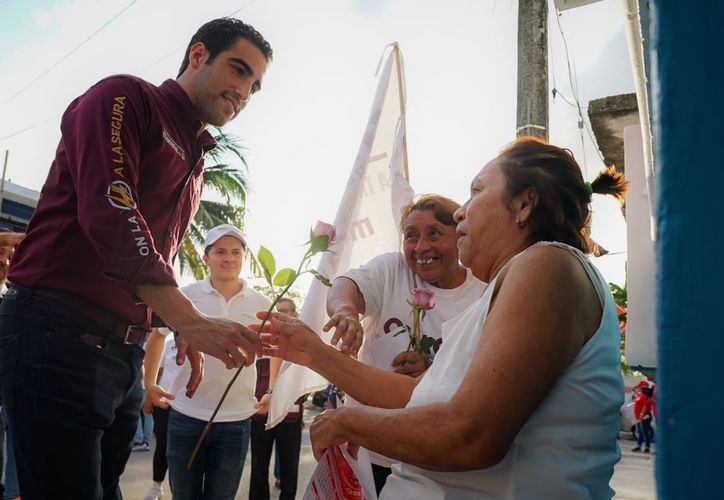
[0, 18, 272, 499]
[632, 380, 653, 452]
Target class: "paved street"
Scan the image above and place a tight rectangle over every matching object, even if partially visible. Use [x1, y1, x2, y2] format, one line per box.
[611, 433, 657, 500]
[120, 404, 321, 500]
[120, 404, 656, 499]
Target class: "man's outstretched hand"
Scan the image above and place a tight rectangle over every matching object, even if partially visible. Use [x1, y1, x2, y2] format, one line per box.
[176, 315, 262, 369]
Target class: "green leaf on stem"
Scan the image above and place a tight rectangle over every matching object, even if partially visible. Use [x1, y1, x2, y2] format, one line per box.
[418, 335, 435, 355]
[310, 269, 332, 287]
[308, 234, 330, 255]
[258, 246, 276, 285]
[273, 268, 297, 287]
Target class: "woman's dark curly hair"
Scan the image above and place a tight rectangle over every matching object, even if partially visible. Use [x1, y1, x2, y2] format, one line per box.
[497, 136, 627, 254]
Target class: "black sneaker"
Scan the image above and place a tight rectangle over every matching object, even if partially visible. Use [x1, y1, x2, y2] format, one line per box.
[644, 448, 650, 453]
[631, 446, 642, 452]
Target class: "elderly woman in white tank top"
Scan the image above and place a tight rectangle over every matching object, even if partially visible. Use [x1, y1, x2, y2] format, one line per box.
[259, 137, 628, 499]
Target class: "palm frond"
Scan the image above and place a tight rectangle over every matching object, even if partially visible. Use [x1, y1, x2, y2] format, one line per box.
[195, 200, 245, 230]
[246, 247, 263, 278]
[179, 234, 207, 281]
[206, 126, 248, 168]
[177, 129, 250, 279]
[202, 165, 248, 205]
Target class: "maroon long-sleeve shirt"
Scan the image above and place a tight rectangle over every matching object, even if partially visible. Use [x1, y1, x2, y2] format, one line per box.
[9, 76, 216, 326]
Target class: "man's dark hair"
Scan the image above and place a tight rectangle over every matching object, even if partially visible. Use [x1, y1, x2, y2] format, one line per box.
[178, 18, 273, 77]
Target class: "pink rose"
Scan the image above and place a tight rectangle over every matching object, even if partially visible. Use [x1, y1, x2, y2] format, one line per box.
[313, 221, 336, 246]
[411, 288, 434, 310]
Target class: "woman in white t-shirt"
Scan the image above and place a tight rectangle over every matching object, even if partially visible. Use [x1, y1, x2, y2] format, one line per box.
[260, 137, 628, 499]
[324, 194, 487, 493]
[325, 194, 487, 376]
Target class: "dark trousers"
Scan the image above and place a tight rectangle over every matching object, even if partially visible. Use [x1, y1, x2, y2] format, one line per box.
[249, 419, 302, 500]
[372, 464, 392, 496]
[0, 287, 144, 500]
[151, 406, 170, 482]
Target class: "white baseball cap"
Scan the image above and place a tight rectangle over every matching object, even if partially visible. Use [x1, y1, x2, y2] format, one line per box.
[204, 224, 247, 250]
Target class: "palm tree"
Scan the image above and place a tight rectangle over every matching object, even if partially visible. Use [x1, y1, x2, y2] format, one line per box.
[178, 128, 253, 280]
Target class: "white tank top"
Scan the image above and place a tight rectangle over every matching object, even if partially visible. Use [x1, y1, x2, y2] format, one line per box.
[381, 242, 624, 499]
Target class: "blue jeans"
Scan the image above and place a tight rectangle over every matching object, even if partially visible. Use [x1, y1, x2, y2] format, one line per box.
[166, 408, 251, 500]
[134, 404, 154, 444]
[636, 417, 652, 448]
[0, 287, 144, 500]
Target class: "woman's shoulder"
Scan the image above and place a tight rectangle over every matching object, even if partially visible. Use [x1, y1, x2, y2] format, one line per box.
[505, 244, 583, 283]
[495, 243, 598, 312]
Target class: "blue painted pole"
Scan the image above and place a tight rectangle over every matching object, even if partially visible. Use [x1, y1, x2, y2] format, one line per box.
[653, 1, 724, 498]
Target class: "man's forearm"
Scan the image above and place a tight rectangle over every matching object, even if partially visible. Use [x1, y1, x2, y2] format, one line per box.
[136, 284, 202, 330]
[137, 284, 260, 369]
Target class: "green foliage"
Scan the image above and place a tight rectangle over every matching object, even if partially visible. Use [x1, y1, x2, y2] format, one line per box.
[257, 246, 276, 285]
[178, 129, 249, 278]
[609, 281, 633, 375]
[273, 268, 297, 287]
[253, 283, 304, 305]
[418, 335, 435, 355]
[609, 282, 627, 308]
[308, 234, 330, 255]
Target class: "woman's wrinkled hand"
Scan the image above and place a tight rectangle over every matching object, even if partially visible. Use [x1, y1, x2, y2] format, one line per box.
[253, 311, 325, 367]
[323, 309, 364, 356]
[309, 408, 357, 461]
[391, 351, 430, 377]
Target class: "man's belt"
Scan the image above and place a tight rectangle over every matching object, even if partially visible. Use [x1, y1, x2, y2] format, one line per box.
[35, 288, 150, 345]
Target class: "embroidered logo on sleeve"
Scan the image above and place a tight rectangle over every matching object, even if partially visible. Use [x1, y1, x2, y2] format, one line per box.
[162, 130, 186, 160]
[106, 180, 137, 210]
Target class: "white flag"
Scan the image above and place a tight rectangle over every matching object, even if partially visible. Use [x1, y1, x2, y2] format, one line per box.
[267, 43, 414, 428]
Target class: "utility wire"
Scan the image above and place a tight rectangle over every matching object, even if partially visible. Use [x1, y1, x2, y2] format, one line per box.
[0, 112, 60, 143]
[0, 126, 35, 142]
[4, 0, 139, 104]
[0, 0, 258, 144]
[552, 88, 586, 109]
[553, 9, 605, 164]
[139, 0, 258, 76]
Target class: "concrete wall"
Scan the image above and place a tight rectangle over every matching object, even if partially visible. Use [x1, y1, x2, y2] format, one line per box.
[624, 125, 656, 369]
[652, 1, 724, 497]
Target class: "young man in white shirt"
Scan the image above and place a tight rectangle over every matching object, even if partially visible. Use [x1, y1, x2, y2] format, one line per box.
[143, 224, 271, 500]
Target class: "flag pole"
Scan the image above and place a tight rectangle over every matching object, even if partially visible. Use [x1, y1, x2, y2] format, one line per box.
[392, 44, 410, 183]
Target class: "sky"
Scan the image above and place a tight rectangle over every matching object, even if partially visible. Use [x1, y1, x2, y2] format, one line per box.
[0, 0, 633, 291]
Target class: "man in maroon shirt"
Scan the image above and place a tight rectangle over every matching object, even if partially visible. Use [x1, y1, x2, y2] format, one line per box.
[0, 18, 272, 500]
